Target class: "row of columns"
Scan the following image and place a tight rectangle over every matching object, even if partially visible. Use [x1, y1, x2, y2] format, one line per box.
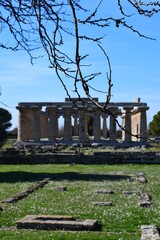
[17, 105, 148, 143]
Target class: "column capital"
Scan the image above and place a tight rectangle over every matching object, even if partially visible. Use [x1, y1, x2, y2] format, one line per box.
[30, 106, 42, 111]
[107, 106, 119, 113]
[78, 105, 87, 111]
[138, 106, 149, 112]
[46, 106, 58, 112]
[123, 106, 134, 111]
[16, 106, 25, 111]
[62, 105, 72, 109]
[132, 106, 149, 115]
[92, 106, 100, 110]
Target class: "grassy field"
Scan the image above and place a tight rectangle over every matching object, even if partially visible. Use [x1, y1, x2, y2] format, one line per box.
[0, 164, 160, 239]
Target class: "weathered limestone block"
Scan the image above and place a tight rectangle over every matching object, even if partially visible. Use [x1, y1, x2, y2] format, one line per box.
[16, 215, 98, 231]
[141, 225, 160, 240]
[138, 193, 152, 207]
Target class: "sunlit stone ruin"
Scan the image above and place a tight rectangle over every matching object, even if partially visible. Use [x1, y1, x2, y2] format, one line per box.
[16, 215, 98, 231]
[16, 98, 149, 146]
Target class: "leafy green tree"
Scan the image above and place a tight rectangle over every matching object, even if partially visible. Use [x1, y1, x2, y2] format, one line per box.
[149, 111, 160, 136]
[0, 108, 12, 146]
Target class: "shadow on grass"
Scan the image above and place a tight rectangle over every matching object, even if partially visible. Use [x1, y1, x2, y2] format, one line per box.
[0, 171, 131, 183]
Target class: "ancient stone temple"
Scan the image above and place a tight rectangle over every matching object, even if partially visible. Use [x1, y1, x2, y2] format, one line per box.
[16, 98, 149, 144]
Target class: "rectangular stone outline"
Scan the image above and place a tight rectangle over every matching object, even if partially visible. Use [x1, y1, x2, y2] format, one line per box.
[16, 215, 98, 231]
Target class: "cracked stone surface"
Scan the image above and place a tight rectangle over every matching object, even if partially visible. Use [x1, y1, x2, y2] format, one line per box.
[141, 225, 160, 240]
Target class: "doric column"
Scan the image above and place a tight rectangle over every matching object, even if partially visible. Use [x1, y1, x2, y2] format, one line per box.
[85, 114, 89, 136]
[122, 111, 125, 141]
[40, 112, 48, 139]
[93, 107, 101, 141]
[63, 106, 72, 141]
[78, 107, 87, 142]
[16, 107, 26, 141]
[47, 107, 58, 141]
[26, 109, 34, 140]
[40, 112, 48, 138]
[122, 107, 133, 142]
[73, 115, 78, 136]
[109, 107, 118, 141]
[102, 115, 108, 139]
[139, 107, 149, 142]
[32, 107, 41, 142]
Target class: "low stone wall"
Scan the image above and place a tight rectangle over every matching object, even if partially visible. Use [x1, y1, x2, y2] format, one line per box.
[0, 151, 160, 164]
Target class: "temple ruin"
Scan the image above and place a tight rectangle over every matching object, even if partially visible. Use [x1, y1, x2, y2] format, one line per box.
[16, 98, 149, 145]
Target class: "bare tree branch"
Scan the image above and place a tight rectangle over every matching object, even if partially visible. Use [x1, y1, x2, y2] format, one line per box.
[0, 0, 160, 140]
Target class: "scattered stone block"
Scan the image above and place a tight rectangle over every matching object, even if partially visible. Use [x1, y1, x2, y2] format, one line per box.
[94, 190, 114, 194]
[55, 186, 67, 191]
[136, 172, 147, 183]
[129, 172, 148, 183]
[93, 202, 113, 206]
[138, 193, 152, 207]
[16, 215, 98, 231]
[129, 176, 135, 182]
[141, 225, 160, 240]
[123, 191, 137, 195]
[137, 176, 147, 183]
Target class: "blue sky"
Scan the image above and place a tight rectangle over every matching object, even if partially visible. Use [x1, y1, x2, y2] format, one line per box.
[0, 1, 160, 129]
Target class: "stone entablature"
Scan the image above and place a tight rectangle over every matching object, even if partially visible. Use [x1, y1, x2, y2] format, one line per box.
[16, 98, 149, 144]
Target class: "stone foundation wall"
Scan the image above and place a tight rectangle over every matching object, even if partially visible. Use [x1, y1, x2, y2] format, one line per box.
[0, 151, 159, 164]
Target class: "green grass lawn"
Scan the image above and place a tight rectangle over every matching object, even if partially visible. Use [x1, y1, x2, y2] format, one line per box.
[0, 164, 160, 239]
